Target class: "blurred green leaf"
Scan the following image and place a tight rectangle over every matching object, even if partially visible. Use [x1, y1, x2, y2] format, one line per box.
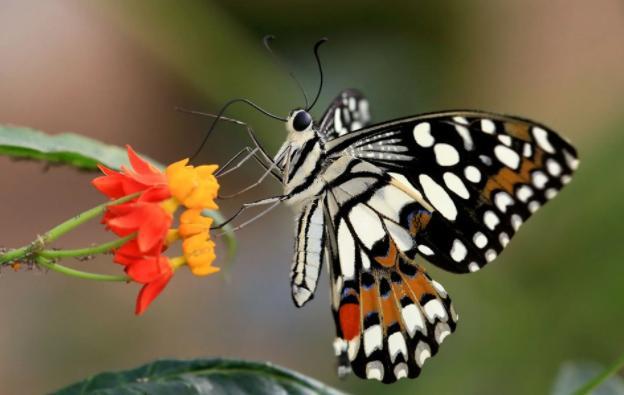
[0, 125, 136, 171]
[52, 358, 346, 395]
[552, 360, 624, 395]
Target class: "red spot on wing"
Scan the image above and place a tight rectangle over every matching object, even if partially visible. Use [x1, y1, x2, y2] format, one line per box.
[339, 303, 360, 340]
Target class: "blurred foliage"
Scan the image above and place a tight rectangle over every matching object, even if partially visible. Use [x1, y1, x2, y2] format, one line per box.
[552, 361, 624, 395]
[53, 358, 346, 395]
[1, 1, 621, 394]
[0, 125, 133, 170]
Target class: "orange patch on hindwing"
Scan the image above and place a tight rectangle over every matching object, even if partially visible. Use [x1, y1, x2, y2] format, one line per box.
[375, 240, 398, 267]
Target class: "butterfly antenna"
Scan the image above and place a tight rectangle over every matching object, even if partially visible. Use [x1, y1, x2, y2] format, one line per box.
[306, 37, 328, 111]
[175, 107, 245, 125]
[263, 35, 309, 109]
[188, 98, 286, 162]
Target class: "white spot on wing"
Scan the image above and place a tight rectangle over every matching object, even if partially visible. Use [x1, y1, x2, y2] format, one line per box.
[415, 341, 431, 367]
[481, 119, 496, 134]
[337, 220, 356, 279]
[532, 171, 548, 189]
[401, 304, 426, 337]
[364, 325, 383, 356]
[495, 145, 521, 169]
[532, 126, 555, 153]
[545, 188, 558, 199]
[528, 201, 541, 213]
[424, 299, 448, 322]
[418, 244, 434, 256]
[419, 174, 458, 220]
[453, 117, 474, 150]
[431, 280, 448, 297]
[546, 159, 562, 176]
[499, 232, 510, 247]
[360, 250, 371, 270]
[564, 150, 579, 170]
[516, 185, 533, 202]
[473, 232, 488, 248]
[485, 249, 497, 262]
[348, 337, 360, 361]
[468, 262, 480, 272]
[443, 172, 470, 199]
[394, 363, 408, 380]
[464, 165, 482, 183]
[511, 214, 523, 231]
[434, 143, 460, 166]
[334, 109, 343, 132]
[365, 361, 384, 381]
[413, 122, 434, 147]
[435, 322, 451, 343]
[349, 205, 385, 249]
[388, 332, 408, 362]
[484, 210, 500, 230]
[450, 239, 467, 262]
[494, 191, 514, 213]
[498, 135, 513, 146]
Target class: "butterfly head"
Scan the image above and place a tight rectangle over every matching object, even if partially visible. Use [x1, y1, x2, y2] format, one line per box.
[287, 109, 314, 133]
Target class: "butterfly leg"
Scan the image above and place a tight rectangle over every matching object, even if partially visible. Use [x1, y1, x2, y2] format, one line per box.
[219, 157, 282, 199]
[212, 195, 286, 233]
[217, 146, 260, 177]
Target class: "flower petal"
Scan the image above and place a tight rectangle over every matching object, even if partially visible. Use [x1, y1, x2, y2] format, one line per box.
[135, 271, 172, 315]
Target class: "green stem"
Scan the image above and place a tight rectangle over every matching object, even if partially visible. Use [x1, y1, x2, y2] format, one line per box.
[42, 192, 140, 244]
[0, 246, 29, 264]
[0, 193, 139, 265]
[38, 234, 135, 259]
[35, 256, 129, 282]
[573, 353, 624, 395]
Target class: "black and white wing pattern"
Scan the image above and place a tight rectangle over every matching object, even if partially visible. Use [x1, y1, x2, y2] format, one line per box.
[320, 111, 577, 382]
[323, 158, 458, 383]
[317, 89, 371, 140]
[325, 111, 579, 274]
[290, 198, 325, 307]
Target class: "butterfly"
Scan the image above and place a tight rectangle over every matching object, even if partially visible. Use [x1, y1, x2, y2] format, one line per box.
[199, 39, 579, 384]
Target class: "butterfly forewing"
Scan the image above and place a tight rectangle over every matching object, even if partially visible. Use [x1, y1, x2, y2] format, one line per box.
[318, 89, 371, 140]
[325, 111, 578, 273]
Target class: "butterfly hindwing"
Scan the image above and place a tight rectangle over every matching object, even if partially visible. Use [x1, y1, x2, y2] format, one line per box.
[324, 111, 578, 273]
[323, 160, 458, 382]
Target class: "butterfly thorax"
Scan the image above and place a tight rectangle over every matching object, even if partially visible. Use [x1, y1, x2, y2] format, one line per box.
[277, 125, 329, 208]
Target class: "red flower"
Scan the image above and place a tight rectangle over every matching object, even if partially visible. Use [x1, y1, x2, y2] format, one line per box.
[105, 201, 172, 253]
[125, 255, 174, 315]
[92, 145, 168, 199]
[92, 146, 222, 315]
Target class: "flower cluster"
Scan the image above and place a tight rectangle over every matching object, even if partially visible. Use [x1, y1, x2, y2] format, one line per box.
[92, 146, 220, 314]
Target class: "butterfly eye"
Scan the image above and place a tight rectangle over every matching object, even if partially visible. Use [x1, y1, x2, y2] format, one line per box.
[292, 110, 313, 132]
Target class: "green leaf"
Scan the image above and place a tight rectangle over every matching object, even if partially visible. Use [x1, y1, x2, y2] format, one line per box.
[52, 358, 347, 395]
[0, 125, 146, 170]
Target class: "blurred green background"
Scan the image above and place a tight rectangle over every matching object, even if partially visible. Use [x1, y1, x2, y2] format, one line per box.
[1, 1, 623, 394]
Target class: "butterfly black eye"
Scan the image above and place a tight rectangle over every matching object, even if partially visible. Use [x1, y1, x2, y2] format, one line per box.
[292, 111, 312, 132]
